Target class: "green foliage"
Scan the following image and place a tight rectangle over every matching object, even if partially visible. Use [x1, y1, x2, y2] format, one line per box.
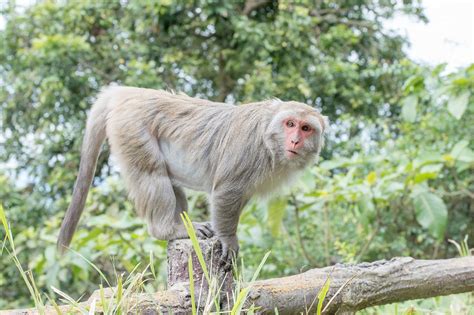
[265, 197, 287, 237]
[401, 95, 418, 122]
[251, 65, 473, 273]
[448, 91, 470, 119]
[0, 0, 472, 312]
[362, 292, 473, 315]
[0, 205, 45, 311]
[412, 188, 447, 241]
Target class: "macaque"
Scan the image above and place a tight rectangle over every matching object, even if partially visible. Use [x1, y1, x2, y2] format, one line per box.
[57, 86, 328, 261]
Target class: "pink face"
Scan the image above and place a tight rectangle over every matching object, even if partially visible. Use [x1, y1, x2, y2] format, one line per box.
[283, 118, 315, 158]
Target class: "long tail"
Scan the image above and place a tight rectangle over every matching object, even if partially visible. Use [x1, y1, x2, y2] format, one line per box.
[57, 89, 112, 254]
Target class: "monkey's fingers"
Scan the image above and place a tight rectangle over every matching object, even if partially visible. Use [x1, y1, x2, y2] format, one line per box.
[202, 222, 215, 237]
[194, 222, 214, 239]
[220, 243, 238, 271]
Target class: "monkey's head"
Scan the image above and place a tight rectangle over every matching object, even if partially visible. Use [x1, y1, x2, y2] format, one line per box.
[266, 101, 328, 167]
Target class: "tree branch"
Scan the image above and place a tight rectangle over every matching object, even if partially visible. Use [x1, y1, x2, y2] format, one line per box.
[246, 256, 474, 314]
[242, 0, 271, 16]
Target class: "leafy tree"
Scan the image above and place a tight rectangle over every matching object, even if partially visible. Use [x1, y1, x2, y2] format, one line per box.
[2, 0, 472, 310]
[1, 0, 425, 190]
[254, 65, 473, 274]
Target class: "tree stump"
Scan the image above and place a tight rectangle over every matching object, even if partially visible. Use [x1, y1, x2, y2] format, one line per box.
[167, 237, 234, 310]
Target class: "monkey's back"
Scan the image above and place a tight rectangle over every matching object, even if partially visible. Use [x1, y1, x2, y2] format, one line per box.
[99, 86, 274, 192]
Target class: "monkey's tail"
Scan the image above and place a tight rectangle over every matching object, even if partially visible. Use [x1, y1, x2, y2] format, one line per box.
[57, 88, 112, 254]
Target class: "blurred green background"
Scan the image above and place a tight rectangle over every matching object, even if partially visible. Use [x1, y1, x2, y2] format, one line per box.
[0, 0, 472, 312]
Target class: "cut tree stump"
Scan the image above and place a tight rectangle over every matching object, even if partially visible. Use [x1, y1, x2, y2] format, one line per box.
[167, 237, 233, 309]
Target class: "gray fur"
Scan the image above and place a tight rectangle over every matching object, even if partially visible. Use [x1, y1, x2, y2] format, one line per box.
[57, 86, 327, 259]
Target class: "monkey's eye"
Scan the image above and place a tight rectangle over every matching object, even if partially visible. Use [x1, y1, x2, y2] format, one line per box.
[302, 125, 311, 132]
[286, 120, 295, 128]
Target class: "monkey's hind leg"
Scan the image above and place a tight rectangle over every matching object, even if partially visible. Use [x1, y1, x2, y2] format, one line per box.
[124, 164, 212, 240]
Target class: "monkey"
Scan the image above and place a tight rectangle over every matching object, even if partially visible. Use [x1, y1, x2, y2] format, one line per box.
[57, 86, 328, 262]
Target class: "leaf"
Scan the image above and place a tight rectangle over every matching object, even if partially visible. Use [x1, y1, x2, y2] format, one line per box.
[450, 140, 474, 163]
[266, 197, 287, 237]
[413, 172, 437, 183]
[383, 182, 404, 194]
[358, 195, 375, 229]
[412, 191, 448, 240]
[456, 148, 474, 163]
[419, 163, 443, 173]
[448, 91, 470, 119]
[401, 95, 417, 122]
[402, 75, 424, 93]
[451, 140, 469, 157]
[297, 82, 311, 98]
[366, 171, 376, 185]
[414, 163, 444, 183]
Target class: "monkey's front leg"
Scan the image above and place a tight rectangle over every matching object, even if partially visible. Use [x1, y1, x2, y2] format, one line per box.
[211, 189, 247, 265]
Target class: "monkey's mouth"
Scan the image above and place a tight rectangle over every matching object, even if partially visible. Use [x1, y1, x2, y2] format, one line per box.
[287, 150, 299, 157]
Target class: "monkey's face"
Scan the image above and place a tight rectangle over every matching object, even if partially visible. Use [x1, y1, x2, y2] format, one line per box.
[282, 117, 318, 159]
[266, 105, 327, 165]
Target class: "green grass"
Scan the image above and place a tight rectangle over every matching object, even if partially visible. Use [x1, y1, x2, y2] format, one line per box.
[1, 203, 156, 314]
[1, 205, 271, 314]
[1, 205, 472, 314]
[360, 293, 474, 315]
[1, 204, 45, 313]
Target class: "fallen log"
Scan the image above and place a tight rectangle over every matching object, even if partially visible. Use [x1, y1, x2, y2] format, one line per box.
[246, 256, 474, 314]
[1, 239, 473, 314]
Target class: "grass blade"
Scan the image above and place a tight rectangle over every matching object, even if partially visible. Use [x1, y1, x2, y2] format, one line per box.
[188, 255, 197, 315]
[48, 296, 63, 315]
[115, 273, 123, 315]
[99, 284, 109, 314]
[316, 278, 330, 315]
[149, 250, 156, 279]
[0, 205, 45, 311]
[180, 212, 210, 283]
[250, 251, 271, 283]
[68, 248, 111, 288]
[231, 251, 271, 315]
[51, 286, 87, 314]
[322, 273, 357, 313]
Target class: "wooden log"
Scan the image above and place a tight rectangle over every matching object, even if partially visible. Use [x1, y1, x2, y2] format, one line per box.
[245, 256, 474, 314]
[1, 240, 473, 314]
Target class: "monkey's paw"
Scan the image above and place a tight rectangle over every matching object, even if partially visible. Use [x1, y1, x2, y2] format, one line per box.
[219, 235, 239, 271]
[193, 222, 214, 239]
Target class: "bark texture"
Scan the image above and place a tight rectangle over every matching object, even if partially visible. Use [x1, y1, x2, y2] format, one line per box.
[168, 237, 232, 294]
[246, 256, 474, 314]
[168, 237, 233, 311]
